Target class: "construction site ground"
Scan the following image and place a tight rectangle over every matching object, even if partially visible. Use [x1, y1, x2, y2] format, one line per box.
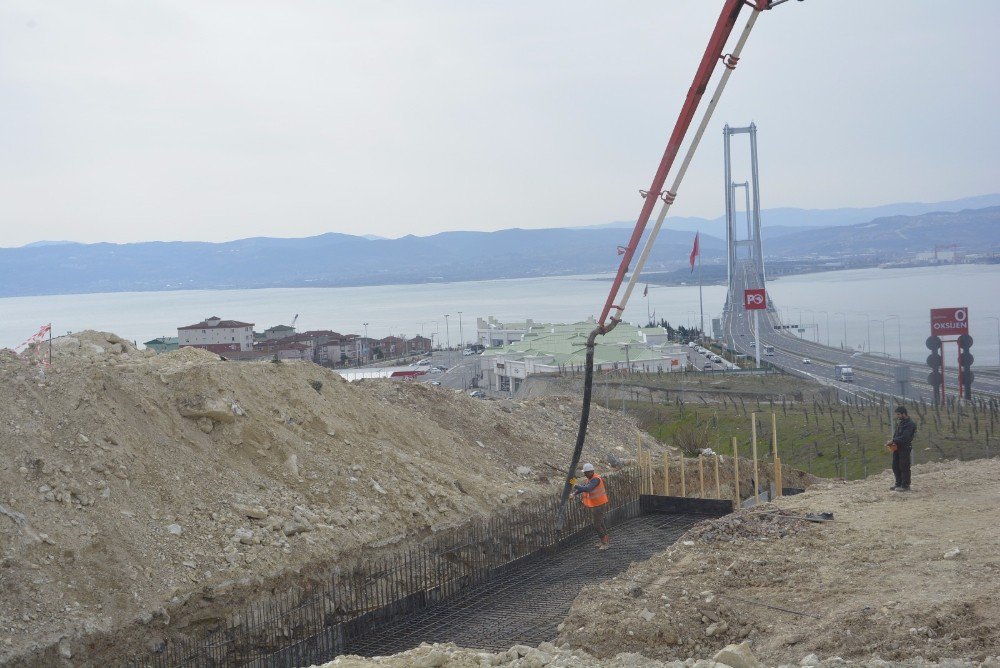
[318, 458, 1000, 667]
[3, 332, 998, 666]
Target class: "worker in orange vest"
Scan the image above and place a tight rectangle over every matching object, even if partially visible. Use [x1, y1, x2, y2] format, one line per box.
[573, 463, 610, 550]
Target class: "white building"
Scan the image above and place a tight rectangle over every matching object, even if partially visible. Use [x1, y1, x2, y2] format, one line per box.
[477, 316, 536, 348]
[480, 321, 682, 395]
[178, 316, 255, 352]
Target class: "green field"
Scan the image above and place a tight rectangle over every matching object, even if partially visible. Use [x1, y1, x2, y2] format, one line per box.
[594, 372, 998, 480]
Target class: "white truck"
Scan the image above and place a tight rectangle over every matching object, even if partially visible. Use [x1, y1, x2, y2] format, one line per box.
[834, 364, 854, 382]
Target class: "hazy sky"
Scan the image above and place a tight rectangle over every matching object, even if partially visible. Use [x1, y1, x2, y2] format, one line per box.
[2, 1, 998, 247]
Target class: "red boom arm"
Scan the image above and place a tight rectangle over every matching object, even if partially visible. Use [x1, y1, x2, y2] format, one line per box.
[597, 0, 770, 326]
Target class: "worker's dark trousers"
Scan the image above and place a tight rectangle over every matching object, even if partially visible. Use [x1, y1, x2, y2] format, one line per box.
[892, 447, 912, 488]
[591, 505, 608, 540]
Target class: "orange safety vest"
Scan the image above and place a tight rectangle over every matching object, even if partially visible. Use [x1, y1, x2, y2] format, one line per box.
[581, 475, 609, 508]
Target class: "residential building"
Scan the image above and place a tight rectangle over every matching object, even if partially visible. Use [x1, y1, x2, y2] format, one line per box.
[408, 335, 433, 354]
[178, 316, 255, 353]
[263, 324, 296, 340]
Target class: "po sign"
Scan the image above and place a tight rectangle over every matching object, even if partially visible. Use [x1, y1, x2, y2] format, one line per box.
[744, 289, 766, 310]
[930, 307, 969, 336]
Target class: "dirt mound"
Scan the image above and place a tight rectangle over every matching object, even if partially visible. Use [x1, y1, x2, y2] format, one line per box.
[558, 458, 1000, 665]
[0, 332, 654, 664]
[314, 640, 1000, 667]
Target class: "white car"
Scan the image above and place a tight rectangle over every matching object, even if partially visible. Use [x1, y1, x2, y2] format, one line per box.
[429, 380, 441, 386]
[802, 358, 811, 364]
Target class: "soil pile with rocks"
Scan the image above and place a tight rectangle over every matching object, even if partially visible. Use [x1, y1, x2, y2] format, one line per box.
[315, 640, 1000, 667]
[0, 331, 653, 664]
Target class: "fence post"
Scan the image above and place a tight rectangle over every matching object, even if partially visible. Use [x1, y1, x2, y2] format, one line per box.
[714, 454, 721, 499]
[771, 411, 781, 498]
[662, 450, 669, 496]
[679, 456, 686, 497]
[636, 435, 644, 494]
[647, 452, 654, 495]
[751, 413, 760, 505]
[732, 436, 740, 511]
[698, 454, 705, 498]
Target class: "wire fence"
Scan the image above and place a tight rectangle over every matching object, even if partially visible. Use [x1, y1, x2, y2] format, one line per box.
[120, 467, 642, 667]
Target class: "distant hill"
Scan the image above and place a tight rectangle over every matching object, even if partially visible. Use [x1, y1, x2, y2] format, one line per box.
[764, 206, 1000, 258]
[0, 228, 724, 298]
[3, 203, 997, 298]
[582, 193, 1000, 236]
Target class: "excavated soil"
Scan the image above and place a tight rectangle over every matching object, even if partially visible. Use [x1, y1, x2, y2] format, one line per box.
[0, 332, 656, 664]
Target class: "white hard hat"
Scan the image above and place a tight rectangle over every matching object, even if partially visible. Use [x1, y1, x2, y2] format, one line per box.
[582, 463, 595, 472]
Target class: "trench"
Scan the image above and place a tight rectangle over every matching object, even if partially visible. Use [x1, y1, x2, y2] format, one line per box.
[112, 468, 732, 667]
[342, 510, 702, 657]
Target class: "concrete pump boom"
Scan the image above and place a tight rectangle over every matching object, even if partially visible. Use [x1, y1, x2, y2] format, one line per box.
[558, 0, 795, 530]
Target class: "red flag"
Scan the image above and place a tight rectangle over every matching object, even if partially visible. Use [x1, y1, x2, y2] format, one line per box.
[689, 232, 700, 273]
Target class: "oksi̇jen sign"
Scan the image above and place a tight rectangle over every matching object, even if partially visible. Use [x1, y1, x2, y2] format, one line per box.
[930, 307, 969, 336]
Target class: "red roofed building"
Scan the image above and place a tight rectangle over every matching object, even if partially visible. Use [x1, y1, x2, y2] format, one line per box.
[178, 316, 255, 352]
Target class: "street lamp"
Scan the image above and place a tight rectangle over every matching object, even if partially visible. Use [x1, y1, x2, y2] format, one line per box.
[444, 314, 451, 352]
[818, 310, 830, 347]
[887, 314, 902, 359]
[796, 308, 804, 338]
[984, 316, 1000, 368]
[873, 318, 887, 357]
[834, 312, 847, 350]
[457, 311, 464, 351]
[856, 312, 871, 352]
[363, 322, 369, 363]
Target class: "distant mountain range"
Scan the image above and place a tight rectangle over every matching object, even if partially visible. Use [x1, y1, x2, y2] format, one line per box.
[577, 193, 1000, 236]
[2, 199, 998, 298]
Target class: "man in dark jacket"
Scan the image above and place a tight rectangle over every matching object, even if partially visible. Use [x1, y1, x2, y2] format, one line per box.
[886, 406, 917, 491]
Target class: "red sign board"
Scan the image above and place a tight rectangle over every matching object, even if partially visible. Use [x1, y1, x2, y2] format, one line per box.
[744, 289, 766, 310]
[930, 307, 969, 336]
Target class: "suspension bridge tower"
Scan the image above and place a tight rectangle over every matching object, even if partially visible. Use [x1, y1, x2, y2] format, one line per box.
[723, 122, 769, 309]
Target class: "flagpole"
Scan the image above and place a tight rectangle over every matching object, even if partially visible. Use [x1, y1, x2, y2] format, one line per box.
[698, 238, 705, 340]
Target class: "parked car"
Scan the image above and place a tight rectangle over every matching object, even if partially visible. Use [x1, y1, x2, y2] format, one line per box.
[802, 358, 812, 364]
[468, 390, 486, 398]
[429, 380, 441, 386]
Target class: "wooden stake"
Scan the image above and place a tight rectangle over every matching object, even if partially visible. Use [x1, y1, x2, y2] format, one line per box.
[698, 454, 705, 498]
[636, 434, 644, 494]
[751, 413, 760, 505]
[732, 436, 740, 511]
[680, 456, 687, 497]
[647, 452, 654, 495]
[771, 411, 781, 499]
[714, 454, 721, 499]
[662, 450, 669, 496]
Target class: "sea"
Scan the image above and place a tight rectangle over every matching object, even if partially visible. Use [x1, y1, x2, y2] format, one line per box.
[1, 265, 997, 365]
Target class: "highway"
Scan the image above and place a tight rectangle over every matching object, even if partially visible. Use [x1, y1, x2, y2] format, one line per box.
[722, 260, 1000, 403]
